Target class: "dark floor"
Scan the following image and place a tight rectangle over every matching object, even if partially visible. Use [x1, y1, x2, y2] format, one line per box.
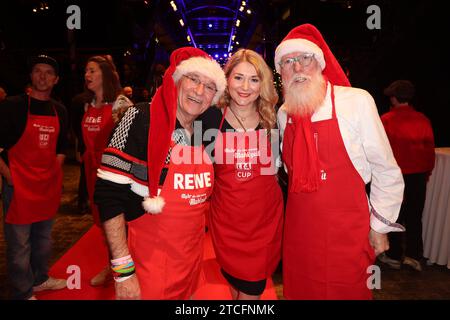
[1, 161, 450, 300]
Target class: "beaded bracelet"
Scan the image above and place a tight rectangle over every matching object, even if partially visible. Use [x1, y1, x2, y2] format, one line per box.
[111, 255, 132, 265]
[114, 273, 135, 283]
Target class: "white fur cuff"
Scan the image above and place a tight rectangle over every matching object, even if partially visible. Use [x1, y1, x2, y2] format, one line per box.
[142, 196, 165, 214]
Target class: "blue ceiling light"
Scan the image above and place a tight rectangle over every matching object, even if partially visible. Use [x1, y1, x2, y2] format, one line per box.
[227, 1, 241, 52]
[214, 54, 219, 58]
[170, 1, 177, 11]
[176, 0, 197, 47]
[181, 3, 248, 55]
[188, 5, 234, 14]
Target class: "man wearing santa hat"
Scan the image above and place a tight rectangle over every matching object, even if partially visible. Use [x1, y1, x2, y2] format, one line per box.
[276, 24, 405, 299]
[94, 47, 226, 299]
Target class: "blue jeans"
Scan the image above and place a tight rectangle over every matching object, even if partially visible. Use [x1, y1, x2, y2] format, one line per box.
[2, 178, 53, 300]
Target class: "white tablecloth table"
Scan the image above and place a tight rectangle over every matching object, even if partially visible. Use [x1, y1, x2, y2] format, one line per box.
[422, 148, 450, 268]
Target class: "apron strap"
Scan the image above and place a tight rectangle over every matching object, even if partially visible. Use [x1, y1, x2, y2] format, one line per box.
[330, 83, 336, 119]
[219, 107, 228, 131]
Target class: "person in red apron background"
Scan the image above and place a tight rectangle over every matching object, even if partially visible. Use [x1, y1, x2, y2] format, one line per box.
[275, 24, 405, 299]
[81, 55, 133, 286]
[201, 49, 283, 300]
[0, 55, 68, 300]
[94, 47, 226, 299]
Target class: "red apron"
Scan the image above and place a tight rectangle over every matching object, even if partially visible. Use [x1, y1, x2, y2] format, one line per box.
[282, 85, 375, 300]
[6, 97, 62, 224]
[81, 103, 114, 226]
[209, 108, 284, 281]
[127, 142, 214, 299]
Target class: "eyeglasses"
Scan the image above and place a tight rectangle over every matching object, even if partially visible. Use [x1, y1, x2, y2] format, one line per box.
[279, 53, 315, 70]
[183, 74, 217, 95]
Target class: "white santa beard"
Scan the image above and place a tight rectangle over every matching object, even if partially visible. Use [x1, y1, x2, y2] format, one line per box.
[283, 71, 327, 117]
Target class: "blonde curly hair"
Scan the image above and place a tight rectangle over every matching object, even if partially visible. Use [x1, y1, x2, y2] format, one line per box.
[218, 49, 278, 130]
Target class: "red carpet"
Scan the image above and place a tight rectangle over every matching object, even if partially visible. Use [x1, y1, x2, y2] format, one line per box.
[36, 225, 278, 300]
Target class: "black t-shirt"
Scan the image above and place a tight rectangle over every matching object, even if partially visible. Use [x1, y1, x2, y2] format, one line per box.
[199, 106, 264, 131]
[198, 106, 265, 158]
[0, 94, 69, 162]
[199, 106, 228, 132]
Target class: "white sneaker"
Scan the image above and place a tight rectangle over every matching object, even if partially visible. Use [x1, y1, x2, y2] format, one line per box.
[377, 253, 401, 270]
[33, 277, 67, 292]
[403, 256, 423, 271]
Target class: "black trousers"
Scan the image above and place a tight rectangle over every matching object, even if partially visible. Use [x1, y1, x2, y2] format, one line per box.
[387, 173, 427, 260]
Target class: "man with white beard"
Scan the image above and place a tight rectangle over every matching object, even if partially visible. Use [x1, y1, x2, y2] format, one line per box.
[276, 24, 405, 300]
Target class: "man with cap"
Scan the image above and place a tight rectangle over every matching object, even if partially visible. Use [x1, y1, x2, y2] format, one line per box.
[276, 24, 405, 299]
[379, 80, 435, 271]
[94, 47, 226, 299]
[0, 54, 69, 299]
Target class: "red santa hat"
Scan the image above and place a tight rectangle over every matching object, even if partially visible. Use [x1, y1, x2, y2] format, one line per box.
[274, 23, 350, 87]
[143, 47, 226, 214]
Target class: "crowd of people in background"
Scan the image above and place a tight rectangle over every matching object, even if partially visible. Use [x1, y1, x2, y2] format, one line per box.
[0, 23, 437, 301]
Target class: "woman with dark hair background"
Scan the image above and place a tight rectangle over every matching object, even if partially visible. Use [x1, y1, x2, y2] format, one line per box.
[81, 55, 132, 286]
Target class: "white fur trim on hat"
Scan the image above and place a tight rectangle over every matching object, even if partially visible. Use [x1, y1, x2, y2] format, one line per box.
[172, 56, 226, 105]
[142, 195, 165, 214]
[274, 38, 325, 73]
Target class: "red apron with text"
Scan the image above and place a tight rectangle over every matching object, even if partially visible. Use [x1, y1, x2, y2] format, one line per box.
[81, 104, 114, 226]
[6, 98, 62, 224]
[209, 108, 284, 281]
[127, 142, 214, 299]
[282, 85, 375, 300]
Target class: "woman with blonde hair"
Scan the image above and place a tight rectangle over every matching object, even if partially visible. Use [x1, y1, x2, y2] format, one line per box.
[201, 49, 284, 300]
